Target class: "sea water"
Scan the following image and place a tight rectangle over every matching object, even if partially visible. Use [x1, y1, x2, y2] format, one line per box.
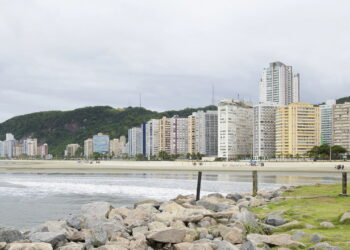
[0, 170, 341, 230]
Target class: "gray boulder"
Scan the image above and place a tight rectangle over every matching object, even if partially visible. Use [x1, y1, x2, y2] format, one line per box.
[231, 209, 258, 228]
[320, 222, 335, 228]
[6, 243, 53, 250]
[66, 215, 81, 230]
[309, 242, 343, 250]
[226, 193, 243, 202]
[196, 200, 229, 212]
[310, 233, 325, 244]
[132, 226, 148, 236]
[239, 240, 256, 250]
[0, 227, 24, 243]
[81, 202, 111, 219]
[30, 221, 76, 238]
[147, 228, 186, 243]
[208, 193, 224, 199]
[213, 240, 240, 250]
[80, 216, 125, 239]
[292, 231, 306, 241]
[58, 242, 85, 250]
[29, 232, 67, 249]
[85, 226, 108, 247]
[339, 212, 350, 224]
[265, 214, 286, 226]
[218, 225, 244, 244]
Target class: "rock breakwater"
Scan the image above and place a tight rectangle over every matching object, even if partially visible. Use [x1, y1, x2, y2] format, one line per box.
[0, 186, 346, 250]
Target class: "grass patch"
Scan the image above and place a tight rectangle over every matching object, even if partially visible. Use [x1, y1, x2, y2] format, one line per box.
[250, 184, 350, 249]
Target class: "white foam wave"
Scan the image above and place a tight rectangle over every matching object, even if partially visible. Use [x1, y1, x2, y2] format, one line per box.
[4, 180, 211, 200]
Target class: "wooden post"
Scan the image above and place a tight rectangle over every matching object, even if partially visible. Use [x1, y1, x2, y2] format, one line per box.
[252, 170, 258, 197]
[196, 171, 202, 201]
[341, 172, 348, 196]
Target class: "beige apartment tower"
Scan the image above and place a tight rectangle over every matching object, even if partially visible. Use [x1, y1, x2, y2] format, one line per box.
[84, 138, 93, 157]
[159, 117, 171, 154]
[276, 102, 320, 157]
[333, 102, 350, 152]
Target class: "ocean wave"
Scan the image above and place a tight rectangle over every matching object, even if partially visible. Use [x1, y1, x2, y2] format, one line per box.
[0, 181, 26, 188]
[3, 180, 212, 200]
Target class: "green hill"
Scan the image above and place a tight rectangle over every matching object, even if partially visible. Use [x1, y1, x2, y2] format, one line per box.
[336, 96, 350, 104]
[0, 105, 217, 157]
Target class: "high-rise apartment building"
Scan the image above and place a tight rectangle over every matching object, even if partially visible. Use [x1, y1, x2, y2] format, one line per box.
[218, 99, 253, 159]
[24, 138, 38, 156]
[128, 127, 143, 156]
[159, 117, 171, 154]
[39, 143, 49, 157]
[109, 137, 126, 157]
[259, 62, 300, 105]
[253, 103, 278, 159]
[14, 144, 23, 157]
[84, 138, 93, 157]
[0, 141, 4, 158]
[333, 102, 350, 152]
[276, 102, 320, 157]
[5, 133, 16, 158]
[145, 119, 160, 157]
[93, 133, 110, 153]
[188, 115, 196, 155]
[170, 116, 188, 155]
[320, 100, 336, 145]
[188, 111, 218, 156]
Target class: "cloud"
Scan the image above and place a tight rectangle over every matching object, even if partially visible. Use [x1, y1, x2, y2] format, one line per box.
[0, 0, 349, 121]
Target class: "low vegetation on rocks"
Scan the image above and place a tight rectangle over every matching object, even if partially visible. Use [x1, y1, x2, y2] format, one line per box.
[250, 183, 350, 249]
[0, 184, 349, 250]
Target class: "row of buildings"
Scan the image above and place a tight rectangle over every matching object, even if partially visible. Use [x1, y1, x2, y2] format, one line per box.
[126, 61, 350, 160]
[61, 61, 349, 160]
[64, 133, 127, 158]
[127, 111, 219, 158]
[0, 133, 49, 159]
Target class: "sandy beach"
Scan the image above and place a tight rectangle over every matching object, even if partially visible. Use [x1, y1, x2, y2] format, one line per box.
[0, 160, 349, 173]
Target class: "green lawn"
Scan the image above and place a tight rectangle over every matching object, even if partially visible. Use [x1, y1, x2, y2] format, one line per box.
[250, 184, 350, 249]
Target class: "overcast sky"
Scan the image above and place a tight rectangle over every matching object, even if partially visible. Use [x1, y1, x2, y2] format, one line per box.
[0, 0, 349, 122]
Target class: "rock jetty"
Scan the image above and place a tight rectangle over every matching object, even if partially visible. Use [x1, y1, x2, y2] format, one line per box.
[0, 186, 345, 250]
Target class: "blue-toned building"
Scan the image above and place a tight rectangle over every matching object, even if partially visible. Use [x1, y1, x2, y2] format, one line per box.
[93, 133, 110, 153]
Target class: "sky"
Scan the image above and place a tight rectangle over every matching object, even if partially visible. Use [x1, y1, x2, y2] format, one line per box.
[0, 0, 349, 122]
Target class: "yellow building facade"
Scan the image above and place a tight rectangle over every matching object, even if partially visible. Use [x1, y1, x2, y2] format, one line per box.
[276, 102, 320, 157]
[159, 117, 171, 154]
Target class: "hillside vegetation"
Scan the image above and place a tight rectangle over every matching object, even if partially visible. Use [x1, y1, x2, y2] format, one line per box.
[336, 96, 350, 104]
[0, 105, 216, 157]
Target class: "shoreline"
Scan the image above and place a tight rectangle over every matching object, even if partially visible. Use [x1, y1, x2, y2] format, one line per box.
[0, 160, 349, 174]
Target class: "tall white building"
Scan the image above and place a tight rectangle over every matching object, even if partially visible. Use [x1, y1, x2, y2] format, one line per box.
[0, 141, 5, 157]
[170, 116, 188, 155]
[218, 99, 253, 160]
[253, 103, 278, 159]
[5, 133, 16, 158]
[84, 138, 93, 157]
[145, 119, 160, 157]
[320, 100, 336, 145]
[188, 111, 218, 156]
[23, 138, 38, 156]
[259, 62, 300, 105]
[128, 127, 143, 156]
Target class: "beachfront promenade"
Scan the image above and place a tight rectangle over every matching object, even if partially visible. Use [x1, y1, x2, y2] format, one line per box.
[0, 160, 349, 173]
